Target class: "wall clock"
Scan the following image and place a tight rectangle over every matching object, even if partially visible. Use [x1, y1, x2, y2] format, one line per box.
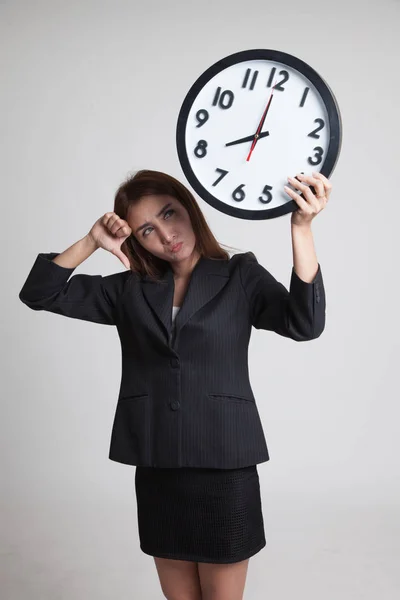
[176, 48, 342, 220]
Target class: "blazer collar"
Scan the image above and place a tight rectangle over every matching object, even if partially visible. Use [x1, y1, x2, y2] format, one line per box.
[141, 255, 230, 347]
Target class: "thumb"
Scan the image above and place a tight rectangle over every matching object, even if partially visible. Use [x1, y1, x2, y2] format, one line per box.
[113, 249, 131, 270]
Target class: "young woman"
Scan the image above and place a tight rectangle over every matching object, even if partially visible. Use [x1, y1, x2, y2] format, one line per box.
[19, 169, 330, 600]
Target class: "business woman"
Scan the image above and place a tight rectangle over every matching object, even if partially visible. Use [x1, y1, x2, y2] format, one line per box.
[19, 168, 330, 600]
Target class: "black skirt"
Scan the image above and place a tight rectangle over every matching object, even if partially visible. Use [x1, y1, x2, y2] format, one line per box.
[134, 464, 266, 564]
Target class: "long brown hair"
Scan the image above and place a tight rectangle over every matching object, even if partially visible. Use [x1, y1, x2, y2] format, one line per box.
[114, 169, 239, 279]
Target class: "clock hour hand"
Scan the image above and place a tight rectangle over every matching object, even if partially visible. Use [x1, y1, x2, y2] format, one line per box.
[225, 130, 270, 147]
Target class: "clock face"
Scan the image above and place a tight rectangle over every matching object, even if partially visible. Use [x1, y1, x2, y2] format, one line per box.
[176, 49, 342, 220]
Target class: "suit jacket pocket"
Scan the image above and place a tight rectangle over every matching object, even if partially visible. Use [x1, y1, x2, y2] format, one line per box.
[119, 393, 149, 401]
[207, 393, 255, 404]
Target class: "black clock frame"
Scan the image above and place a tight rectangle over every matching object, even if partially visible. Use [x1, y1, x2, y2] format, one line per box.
[176, 48, 342, 220]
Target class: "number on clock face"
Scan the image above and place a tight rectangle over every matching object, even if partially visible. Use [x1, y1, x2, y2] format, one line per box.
[176, 50, 341, 220]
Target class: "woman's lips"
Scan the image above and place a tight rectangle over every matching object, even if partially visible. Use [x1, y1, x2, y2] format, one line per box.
[171, 242, 183, 253]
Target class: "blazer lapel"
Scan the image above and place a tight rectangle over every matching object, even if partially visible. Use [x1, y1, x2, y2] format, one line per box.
[141, 255, 230, 346]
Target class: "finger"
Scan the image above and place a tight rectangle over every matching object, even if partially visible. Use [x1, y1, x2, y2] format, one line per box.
[103, 212, 114, 227]
[103, 213, 120, 232]
[312, 172, 332, 197]
[283, 185, 310, 212]
[297, 173, 325, 199]
[287, 176, 319, 210]
[110, 217, 126, 235]
[294, 173, 325, 206]
[114, 249, 130, 269]
[114, 224, 130, 237]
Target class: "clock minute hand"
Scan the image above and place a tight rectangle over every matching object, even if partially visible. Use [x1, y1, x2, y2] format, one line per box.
[225, 131, 270, 147]
[246, 83, 276, 162]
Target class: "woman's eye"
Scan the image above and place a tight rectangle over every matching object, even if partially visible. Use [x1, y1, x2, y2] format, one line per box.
[142, 209, 175, 237]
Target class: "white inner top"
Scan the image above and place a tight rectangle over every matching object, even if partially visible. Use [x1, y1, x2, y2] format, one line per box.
[172, 306, 181, 325]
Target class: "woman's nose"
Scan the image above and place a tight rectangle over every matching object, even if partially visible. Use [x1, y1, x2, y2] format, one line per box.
[159, 226, 174, 244]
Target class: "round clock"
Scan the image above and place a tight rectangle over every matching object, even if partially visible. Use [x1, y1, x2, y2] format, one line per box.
[176, 48, 342, 220]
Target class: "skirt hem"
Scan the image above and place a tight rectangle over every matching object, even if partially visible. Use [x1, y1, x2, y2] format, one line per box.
[139, 538, 267, 564]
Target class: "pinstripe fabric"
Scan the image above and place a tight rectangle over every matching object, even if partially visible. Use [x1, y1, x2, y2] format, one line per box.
[18, 250, 326, 468]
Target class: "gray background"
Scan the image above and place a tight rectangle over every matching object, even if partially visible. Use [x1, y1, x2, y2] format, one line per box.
[2, 0, 399, 598]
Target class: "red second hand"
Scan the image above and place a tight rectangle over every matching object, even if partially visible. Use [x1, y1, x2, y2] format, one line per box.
[246, 82, 276, 162]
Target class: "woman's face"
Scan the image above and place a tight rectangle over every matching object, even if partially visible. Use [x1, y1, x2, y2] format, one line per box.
[127, 194, 198, 264]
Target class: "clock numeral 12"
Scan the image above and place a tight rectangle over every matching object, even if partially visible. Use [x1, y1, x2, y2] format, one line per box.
[267, 68, 289, 91]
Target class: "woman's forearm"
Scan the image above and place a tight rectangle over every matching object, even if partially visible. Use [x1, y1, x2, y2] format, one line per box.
[290, 223, 319, 283]
[52, 234, 98, 269]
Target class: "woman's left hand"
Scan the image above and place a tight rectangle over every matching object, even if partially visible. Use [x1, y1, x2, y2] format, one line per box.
[284, 171, 332, 228]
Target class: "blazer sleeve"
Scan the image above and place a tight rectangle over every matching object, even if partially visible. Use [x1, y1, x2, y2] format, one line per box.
[18, 252, 127, 326]
[239, 251, 326, 341]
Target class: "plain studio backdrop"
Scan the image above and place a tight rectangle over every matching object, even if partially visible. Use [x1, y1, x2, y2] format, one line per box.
[1, 0, 399, 598]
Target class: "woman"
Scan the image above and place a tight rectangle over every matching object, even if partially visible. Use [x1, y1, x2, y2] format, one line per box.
[19, 168, 330, 600]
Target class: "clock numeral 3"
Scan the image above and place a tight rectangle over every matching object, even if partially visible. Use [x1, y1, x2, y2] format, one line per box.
[195, 109, 209, 128]
[212, 87, 235, 109]
[258, 185, 273, 204]
[212, 169, 229, 186]
[194, 140, 208, 158]
[308, 146, 324, 166]
[232, 184, 246, 202]
[308, 118, 325, 139]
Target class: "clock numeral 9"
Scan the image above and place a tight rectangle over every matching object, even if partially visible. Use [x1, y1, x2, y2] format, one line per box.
[195, 109, 209, 128]
[308, 146, 324, 166]
[212, 87, 235, 109]
[194, 140, 208, 158]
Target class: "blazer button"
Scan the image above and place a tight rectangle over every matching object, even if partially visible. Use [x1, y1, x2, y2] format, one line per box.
[170, 401, 180, 410]
[170, 357, 180, 368]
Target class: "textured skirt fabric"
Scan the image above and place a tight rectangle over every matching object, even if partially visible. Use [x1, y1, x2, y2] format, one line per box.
[134, 464, 266, 564]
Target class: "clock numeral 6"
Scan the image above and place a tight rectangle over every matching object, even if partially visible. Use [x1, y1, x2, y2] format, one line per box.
[194, 140, 208, 158]
[232, 184, 246, 202]
[195, 109, 209, 128]
[308, 146, 324, 166]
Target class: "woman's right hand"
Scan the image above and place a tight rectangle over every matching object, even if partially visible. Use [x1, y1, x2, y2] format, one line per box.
[87, 212, 132, 269]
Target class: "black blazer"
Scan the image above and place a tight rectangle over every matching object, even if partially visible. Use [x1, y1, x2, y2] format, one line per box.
[18, 250, 326, 469]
